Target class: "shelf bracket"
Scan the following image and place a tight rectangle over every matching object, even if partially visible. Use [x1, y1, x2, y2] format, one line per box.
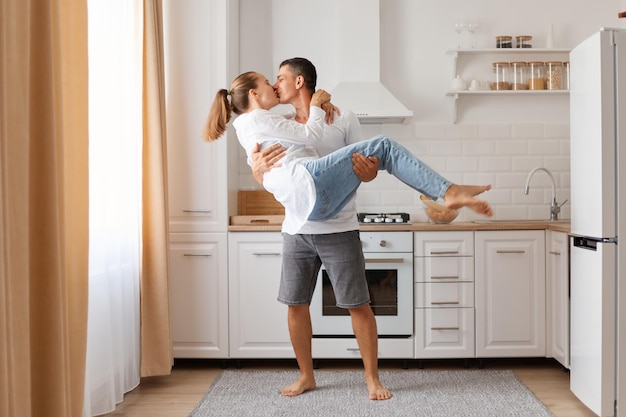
[452, 93, 459, 124]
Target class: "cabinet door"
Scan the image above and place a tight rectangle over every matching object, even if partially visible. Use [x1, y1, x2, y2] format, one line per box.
[547, 230, 570, 368]
[170, 233, 228, 358]
[475, 230, 546, 357]
[228, 232, 294, 358]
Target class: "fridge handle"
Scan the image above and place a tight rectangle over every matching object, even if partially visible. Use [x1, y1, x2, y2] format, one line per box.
[572, 236, 599, 251]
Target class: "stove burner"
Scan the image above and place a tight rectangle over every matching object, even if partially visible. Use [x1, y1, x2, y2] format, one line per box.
[357, 212, 410, 224]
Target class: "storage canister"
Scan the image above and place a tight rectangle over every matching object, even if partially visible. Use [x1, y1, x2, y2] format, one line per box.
[492, 62, 510, 90]
[510, 62, 527, 90]
[527, 61, 545, 90]
[496, 35, 513, 48]
[515, 35, 533, 48]
[563, 61, 570, 90]
[545, 61, 563, 90]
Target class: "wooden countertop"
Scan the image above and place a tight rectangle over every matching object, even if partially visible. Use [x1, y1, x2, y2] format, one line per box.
[228, 216, 571, 233]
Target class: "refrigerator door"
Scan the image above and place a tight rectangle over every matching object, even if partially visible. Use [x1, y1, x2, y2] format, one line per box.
[569, 29, 617, 239]
[570, 237, 616, 416]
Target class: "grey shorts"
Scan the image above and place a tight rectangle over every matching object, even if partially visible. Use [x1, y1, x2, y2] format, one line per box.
[278, 230, 370, 309]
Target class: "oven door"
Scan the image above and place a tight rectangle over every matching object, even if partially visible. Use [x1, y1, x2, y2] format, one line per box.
[311, 251, 413, 337]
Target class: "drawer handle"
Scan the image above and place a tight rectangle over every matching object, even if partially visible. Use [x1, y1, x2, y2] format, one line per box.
[496, 250, 526, 254]
[430, 250, 460, 255]
[431, 327, 460, 330]
[183, 254, 211, 257]
[182, 209, 212, 213]
[431, 275, 459, 280]
[253, 253, 281, 256]
[346, 347, 360, 352]
[430, 301, 460, 305]
[365, 258, 404, 264]
[549, 250, 561, 256]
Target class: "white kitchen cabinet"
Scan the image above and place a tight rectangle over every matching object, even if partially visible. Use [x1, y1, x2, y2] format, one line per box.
[445, 48, 570, 123]
[414, 231, 475, 359]
[475, 230, 546, 357]
[546, 230, 570, 368]
[170, 233, 228, 358]
[228, 232, 294, 358]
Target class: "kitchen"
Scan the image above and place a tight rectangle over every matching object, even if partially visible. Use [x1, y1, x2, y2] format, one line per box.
[159, 0, 626, 416]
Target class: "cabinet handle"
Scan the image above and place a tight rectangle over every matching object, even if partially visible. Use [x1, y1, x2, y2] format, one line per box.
[430, 250, 460, 255]
[430, 301, 460, 305]
[252, 252, 281, 256]
[365, 258, 404, 264]
[431, 326, 460, 330]
[182, 209, 212, 213]
[183, 254, 211, 257]
[549, 250, 561, 256]
[496, 250, 525, 254]
[346, 347, 360, 352]
[431, 275, 459, 280]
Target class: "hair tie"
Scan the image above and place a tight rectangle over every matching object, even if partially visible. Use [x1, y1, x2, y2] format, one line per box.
[226, 89, 231, 96]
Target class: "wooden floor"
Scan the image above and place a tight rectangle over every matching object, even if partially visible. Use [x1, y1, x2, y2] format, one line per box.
[103, 358, 596, 417]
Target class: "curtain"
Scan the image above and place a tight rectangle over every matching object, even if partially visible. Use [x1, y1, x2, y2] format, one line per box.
[0, 1, 90, 417]
[82, 0, 172, 414]
[140, 0, 173, 377]
[83, 1, 142, 415]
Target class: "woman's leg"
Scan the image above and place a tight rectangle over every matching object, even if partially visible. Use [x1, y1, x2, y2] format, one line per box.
[304, 135, 452, 220]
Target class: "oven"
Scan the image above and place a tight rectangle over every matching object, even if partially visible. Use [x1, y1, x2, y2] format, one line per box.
[311, 231, 413, 337]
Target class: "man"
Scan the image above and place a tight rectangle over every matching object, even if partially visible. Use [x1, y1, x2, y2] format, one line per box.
[250, 57, 392, 400]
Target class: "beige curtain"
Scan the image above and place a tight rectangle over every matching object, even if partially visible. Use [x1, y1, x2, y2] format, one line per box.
[0, 1, 89, 417]
[140, 0, 173, 377]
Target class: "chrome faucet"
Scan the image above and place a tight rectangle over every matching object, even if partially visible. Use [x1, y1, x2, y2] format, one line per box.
[524, 167, 567, 221]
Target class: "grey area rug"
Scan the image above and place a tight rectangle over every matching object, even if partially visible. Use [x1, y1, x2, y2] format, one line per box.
[187, 369, 554, 417]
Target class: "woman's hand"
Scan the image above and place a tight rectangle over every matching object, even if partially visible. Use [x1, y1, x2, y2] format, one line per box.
[352, 153, 379, 182]
[250, 143, 286, 186]
[321, 102, 341, 124]
[311, 89, 331, 107]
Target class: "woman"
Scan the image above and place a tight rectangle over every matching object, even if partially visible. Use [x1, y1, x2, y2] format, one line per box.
[204, 71, 492, 233]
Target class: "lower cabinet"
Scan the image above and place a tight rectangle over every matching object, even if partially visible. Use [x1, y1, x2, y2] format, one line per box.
[170, 233, 228, 358]
[414, 231, 475, 358]
[228, 232, 294, 358]
[475, 230, 546, 357]
[546, 230, 570, 368]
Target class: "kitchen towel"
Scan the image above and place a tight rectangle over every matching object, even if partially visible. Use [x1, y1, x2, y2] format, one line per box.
[187, 369, 554, 417]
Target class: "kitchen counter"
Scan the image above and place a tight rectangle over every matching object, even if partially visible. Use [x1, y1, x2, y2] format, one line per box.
[228, 216, 571, 233]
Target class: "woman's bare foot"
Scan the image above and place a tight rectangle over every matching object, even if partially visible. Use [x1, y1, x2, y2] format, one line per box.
[366, 377, 393, 400]
[444, 184, 493, 216]
[281, 374, 316, 397]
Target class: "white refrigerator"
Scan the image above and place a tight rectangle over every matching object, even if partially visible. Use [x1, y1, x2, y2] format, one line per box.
[570, 28, 626, 417]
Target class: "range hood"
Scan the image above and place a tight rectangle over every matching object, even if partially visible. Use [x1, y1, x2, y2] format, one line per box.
[330, 0, 413, 124]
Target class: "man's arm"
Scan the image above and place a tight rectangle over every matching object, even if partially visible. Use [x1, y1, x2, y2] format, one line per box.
[250, 143, 286, 186]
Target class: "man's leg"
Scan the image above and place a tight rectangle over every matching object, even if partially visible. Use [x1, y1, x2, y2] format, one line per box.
[349, 304, 392, 400]
[281, 304, 317, 396]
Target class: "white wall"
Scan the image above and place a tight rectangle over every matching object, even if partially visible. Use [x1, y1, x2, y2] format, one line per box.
[237, 0, 626, 222]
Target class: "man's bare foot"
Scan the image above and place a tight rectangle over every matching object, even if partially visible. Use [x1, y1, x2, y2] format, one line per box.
[281, 374, 316, 397]
[366, 377, 393, 401]
[443, 184, 493, 216]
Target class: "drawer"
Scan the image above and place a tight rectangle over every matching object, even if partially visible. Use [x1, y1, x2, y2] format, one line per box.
[415, 308, 475, 358]
[312, 337, 414, 359]
[414, 231, 474, 257]
[415, 282, 474, 308]
[414, 256, 474, 282]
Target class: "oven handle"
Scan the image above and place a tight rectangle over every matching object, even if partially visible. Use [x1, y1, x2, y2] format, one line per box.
[364, 258, 405, 264]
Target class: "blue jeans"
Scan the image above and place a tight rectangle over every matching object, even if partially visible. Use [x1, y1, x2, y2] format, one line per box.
[304, 135, 451, 221]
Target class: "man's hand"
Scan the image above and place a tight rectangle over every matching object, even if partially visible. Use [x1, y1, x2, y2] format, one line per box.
[352, 153, 379, 182]
[251, 143, 286, 186]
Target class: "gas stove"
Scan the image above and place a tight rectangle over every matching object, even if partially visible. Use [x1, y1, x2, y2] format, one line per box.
[357, 212, 411, 224]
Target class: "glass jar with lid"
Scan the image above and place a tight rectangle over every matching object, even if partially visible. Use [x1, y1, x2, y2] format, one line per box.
[515, 35, 533, 48]
[545, 61, 564, 90]
[527, 61, 545, 90]
[496, 36, 513, 48]
[492, 62, 510, 90]
[563, 61, 570, 90]
[510, 62, 527, 90]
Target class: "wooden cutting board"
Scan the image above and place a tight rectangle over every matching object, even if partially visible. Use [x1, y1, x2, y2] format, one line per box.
[237, 190, 284, 215]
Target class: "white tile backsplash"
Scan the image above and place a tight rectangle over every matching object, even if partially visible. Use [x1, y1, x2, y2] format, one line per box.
[237, 121, 570, 222]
